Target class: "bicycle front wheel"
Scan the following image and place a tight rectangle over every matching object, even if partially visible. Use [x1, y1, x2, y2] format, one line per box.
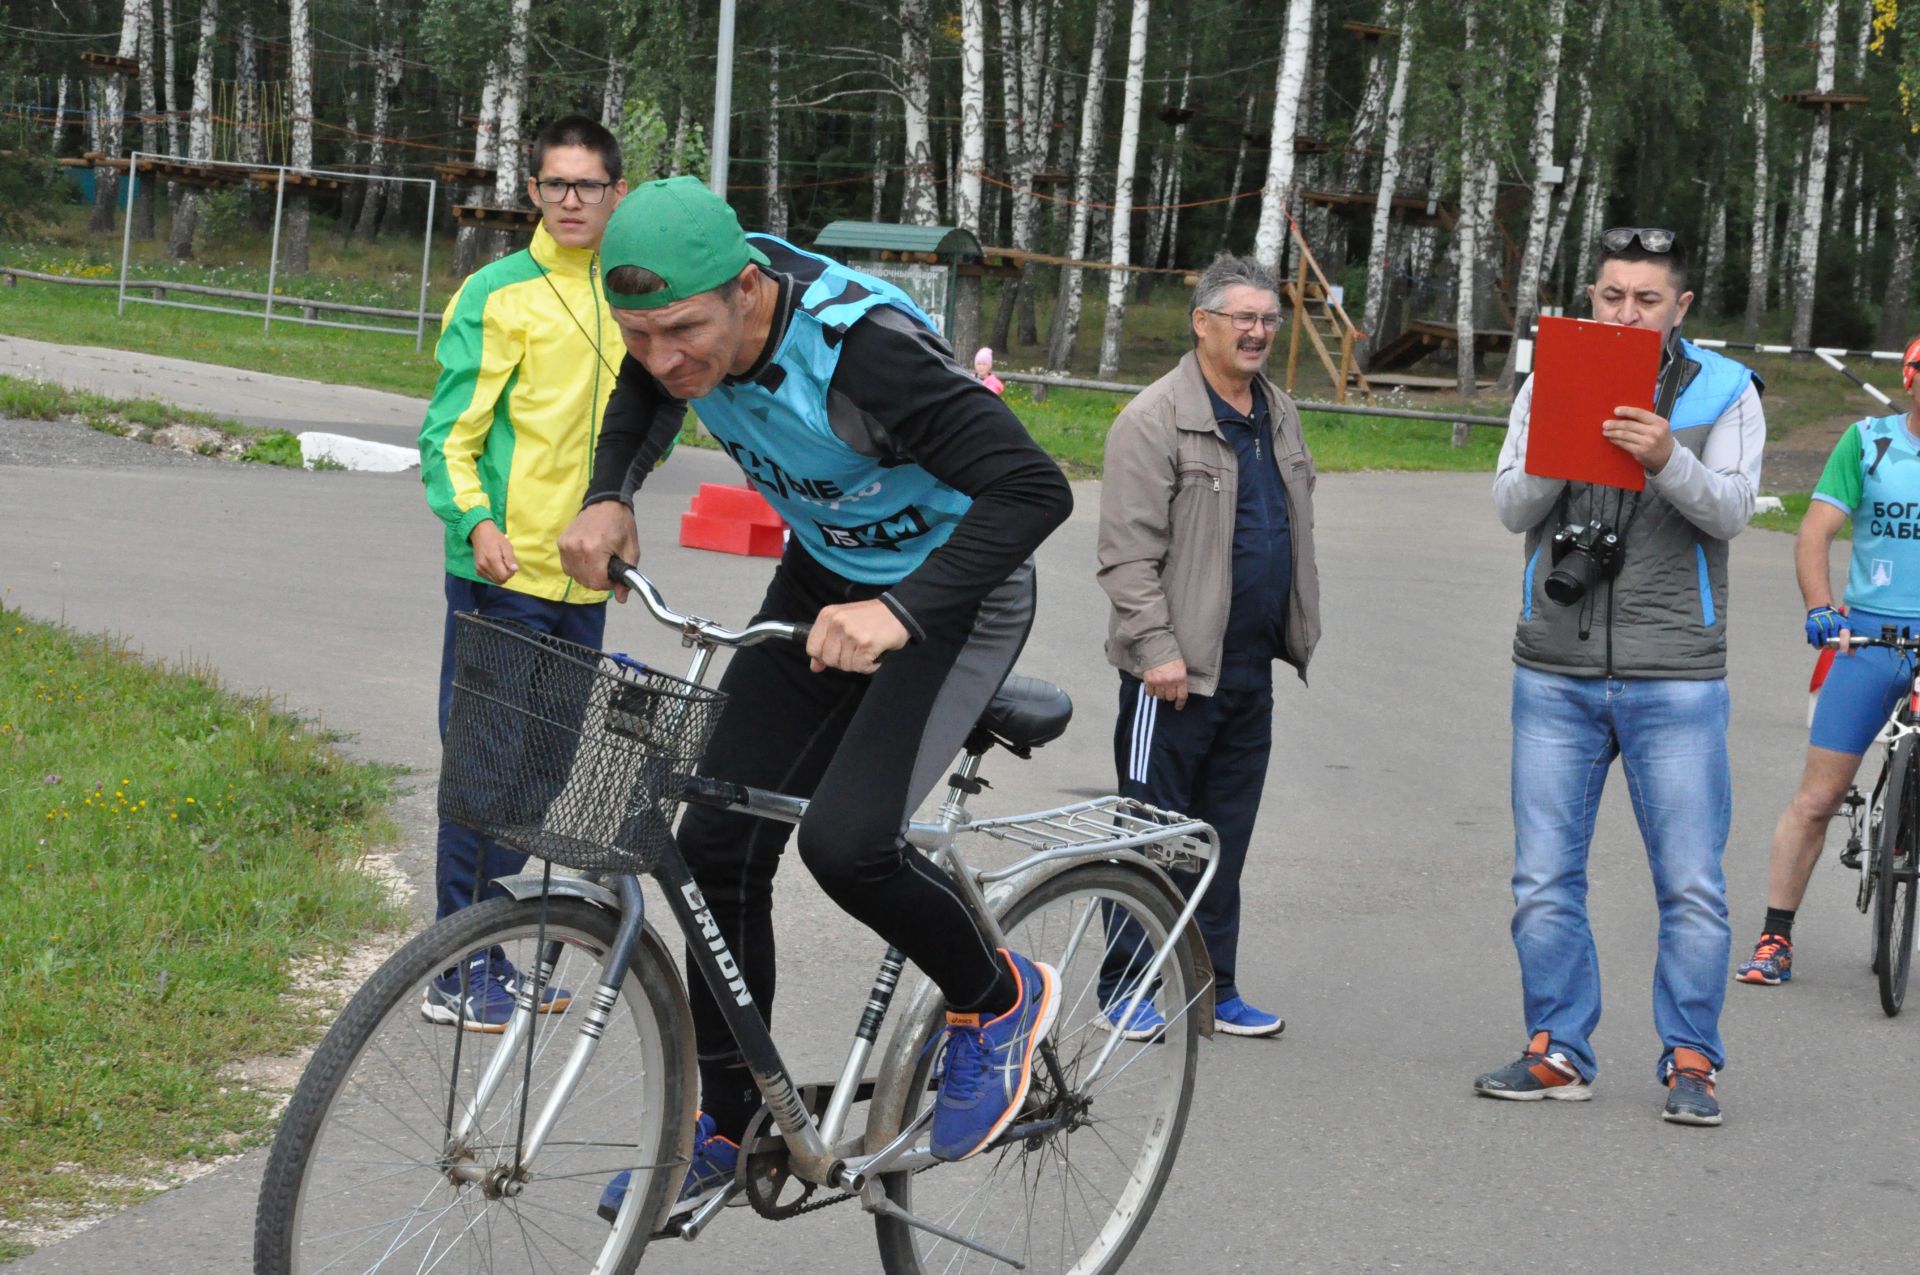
[254, 894, 693, 1275]
[1877, 739, 1920, 1016]
[870, 862, 1202, 1275]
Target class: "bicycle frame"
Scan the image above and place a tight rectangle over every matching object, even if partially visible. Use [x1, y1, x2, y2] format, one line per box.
[481, 559, 1220, 1230]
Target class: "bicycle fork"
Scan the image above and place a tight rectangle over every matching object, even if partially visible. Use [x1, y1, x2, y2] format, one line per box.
[446, 875, 653, 1188]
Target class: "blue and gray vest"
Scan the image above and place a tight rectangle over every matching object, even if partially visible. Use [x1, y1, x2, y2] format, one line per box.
[1513, 339, 1759, 680]
[690, 236, 974, 585]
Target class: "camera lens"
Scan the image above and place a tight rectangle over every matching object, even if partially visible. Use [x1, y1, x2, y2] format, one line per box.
[1544, 552, 1600, 606]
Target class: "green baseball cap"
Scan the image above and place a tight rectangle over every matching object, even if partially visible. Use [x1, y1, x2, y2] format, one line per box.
[600, 176, 770, 310]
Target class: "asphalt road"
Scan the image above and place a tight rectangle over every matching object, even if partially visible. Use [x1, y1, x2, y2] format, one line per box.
[3, 416, 1917, 1272]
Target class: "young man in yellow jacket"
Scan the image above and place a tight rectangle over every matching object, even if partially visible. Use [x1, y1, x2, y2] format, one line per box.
[417, 115, 650, 1029]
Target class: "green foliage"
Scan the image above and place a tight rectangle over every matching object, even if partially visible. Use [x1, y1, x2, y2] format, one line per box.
[0, 152, 73, 241]
[241, 431, 307, 468]
[610, 97, 710, 185]
[0, 608, 397, 1232]
[194, 190, 254, 253]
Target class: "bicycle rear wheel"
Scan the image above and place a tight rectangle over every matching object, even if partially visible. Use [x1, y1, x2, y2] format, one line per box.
[254, 895, 693, 1275]
[1876, 739, 1920, 1016]
[870, 863, 1202, 1275]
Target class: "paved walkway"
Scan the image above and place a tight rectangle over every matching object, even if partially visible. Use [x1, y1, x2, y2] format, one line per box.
[0, 333, 426, 443]
[2, 355, 1914, 1271]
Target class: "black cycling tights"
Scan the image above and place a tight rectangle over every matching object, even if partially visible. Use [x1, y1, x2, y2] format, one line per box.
[674, 547, 1035, 1142]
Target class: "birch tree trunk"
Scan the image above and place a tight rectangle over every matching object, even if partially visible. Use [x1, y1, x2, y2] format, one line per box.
[50, 74, 69, 154]
[236, 20, 262, 165]
[1137, 64, 1190, 302]
[1741, 13, 1770, 338]
[167, 0, 218, 259]
[1575, 166, 1608, 296]
[871, 107, 891, 219]
[1496, 0, 1569, 390]
[162, 0, 181, 156]
[601, 61, 625, 129]
[1878, 159, 1916, 349]
[947, 0, 989, 354]
[486, 0, 532, 261]
[1096, 0, 1151, 379]
[1015, 0, 1051, 343]
[1362, 18, 1412, 360]
[355, 7, 400, 241]
[1702, 184, 1727, 317]
[1540, 4, 1606, 298]
[766, 46, 788, 238]
[1217, 94, 1254, 252]
[282, 0, 316, 274]
[1790, 0, 1839, 348]
[133, 0, 158, 239]
[1043, 0, 1114, 372]
[1452, 1, 1483, 407]
[452, 69, 502, 279]
[1251, 0, 1314, 271]
[899, 0, 939, 225]
[956, 0, 987, 234]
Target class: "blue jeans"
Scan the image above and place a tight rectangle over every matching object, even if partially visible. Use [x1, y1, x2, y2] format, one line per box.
[437, 574, 606, 920]
[1508, 666, 1732, 1082]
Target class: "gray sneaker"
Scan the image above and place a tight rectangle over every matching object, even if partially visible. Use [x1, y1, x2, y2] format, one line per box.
[1662, 1052, 1722, 1126]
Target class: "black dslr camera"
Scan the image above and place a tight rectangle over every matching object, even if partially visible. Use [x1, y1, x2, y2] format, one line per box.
[1545, 520, 1624, 606]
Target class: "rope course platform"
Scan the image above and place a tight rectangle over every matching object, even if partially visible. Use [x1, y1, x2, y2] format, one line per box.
[143, 158, 247, 189]
[450, 204, 538, 228]
[244, 169, 348, 193]
[1302, 188, 1458, 229]
[433, 161, 497, 185]
[78, 52, 138, 76]
[1782, 90, 1871, 111]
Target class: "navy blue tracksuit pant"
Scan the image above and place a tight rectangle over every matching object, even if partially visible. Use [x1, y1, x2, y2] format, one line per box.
[436, 574, 606, 920]
[1108, 670, 1274, 1002]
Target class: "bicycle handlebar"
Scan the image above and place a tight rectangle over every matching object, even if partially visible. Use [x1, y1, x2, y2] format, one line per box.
[1823, 629, 1920, 652]
[609, 555, 811, 650]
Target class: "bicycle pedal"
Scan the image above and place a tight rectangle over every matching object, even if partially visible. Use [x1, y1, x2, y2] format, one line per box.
[1842, 847, 1864, 870]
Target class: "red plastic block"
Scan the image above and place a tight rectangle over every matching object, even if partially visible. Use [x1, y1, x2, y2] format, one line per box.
[680, 512, 786, 558]
[690, 483, 785, 527]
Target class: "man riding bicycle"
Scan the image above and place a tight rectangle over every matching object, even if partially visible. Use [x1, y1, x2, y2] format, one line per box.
[558, 177, 1074, 1214]
[1736, 335, 1920, 986]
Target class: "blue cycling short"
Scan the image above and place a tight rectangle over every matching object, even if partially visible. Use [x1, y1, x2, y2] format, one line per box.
[1810, 608, 1920, 755]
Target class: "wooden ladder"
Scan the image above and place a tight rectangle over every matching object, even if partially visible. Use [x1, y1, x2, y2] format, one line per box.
[1281, 215, 1374, 404]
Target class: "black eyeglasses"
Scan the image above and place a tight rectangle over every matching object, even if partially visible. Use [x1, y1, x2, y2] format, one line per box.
[534, 178, 613, 205]
[1600, 226, 1677, 254]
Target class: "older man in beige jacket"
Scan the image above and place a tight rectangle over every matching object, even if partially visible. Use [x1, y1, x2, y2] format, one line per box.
[1095, 252, 1321, 1038]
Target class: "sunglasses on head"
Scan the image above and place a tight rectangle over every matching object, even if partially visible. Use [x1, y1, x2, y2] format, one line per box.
[1600, 226, 1678, 254]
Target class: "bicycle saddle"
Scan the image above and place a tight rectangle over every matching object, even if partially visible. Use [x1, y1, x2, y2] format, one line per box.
[975, 674, 1073, 753]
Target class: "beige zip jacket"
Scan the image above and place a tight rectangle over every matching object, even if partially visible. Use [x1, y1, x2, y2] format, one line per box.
[1096, 350, 1321, 697]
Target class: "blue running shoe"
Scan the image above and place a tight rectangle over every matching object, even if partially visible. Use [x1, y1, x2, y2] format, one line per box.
[1100, 993, 1168, 1042]
[420, 950, 570, 1032]
[597, 1113, 741, 1225]
[1212, 994, 1285, 1038]
[1735, 933, 1793, 985]
[931, 949, 1059, 1162]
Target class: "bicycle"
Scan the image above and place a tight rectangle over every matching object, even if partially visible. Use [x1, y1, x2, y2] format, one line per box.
[1824, 628, 1920, 1016]
[253, 556, 1220, 1274]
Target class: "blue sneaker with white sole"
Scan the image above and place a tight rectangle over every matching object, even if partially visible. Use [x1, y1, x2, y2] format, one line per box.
[420, 949, 570, 1033]
[1101, 994, 1168, 1042]
[598, 1112, 741, 1226]
[1212, 994, 1284, 1038]
[930, 948, 1059, 1162]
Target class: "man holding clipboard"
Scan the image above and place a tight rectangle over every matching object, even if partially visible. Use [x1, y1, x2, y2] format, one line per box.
[1473, 228, 1765, 1127]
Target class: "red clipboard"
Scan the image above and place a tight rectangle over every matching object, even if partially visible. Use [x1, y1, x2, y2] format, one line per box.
[1524, 316, 1660, 491]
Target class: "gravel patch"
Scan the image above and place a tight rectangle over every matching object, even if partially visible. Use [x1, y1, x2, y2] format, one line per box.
[0, 415, 232, 471]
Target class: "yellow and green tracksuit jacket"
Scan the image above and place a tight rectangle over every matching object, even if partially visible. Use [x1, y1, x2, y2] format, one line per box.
[419, 224, 617, 604]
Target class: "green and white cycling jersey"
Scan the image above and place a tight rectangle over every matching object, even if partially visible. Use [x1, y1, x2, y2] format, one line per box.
[1813, 412, 1920, 617]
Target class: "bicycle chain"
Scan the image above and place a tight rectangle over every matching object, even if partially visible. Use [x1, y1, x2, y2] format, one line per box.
[737, 1109, 935, 1222]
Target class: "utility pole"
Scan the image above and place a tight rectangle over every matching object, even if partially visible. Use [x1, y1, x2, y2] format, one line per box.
[710, 0, 736, 198]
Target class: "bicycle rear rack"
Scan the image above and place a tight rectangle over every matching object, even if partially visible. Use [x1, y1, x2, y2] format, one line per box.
[966, 795, 1217, 883]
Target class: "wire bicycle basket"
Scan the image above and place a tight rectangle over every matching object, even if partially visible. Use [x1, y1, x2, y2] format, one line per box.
[437, 614, 725, 873]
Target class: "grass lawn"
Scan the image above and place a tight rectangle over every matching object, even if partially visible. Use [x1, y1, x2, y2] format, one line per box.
[0, 374, 314, 467]
[0, 606, 399, 1256]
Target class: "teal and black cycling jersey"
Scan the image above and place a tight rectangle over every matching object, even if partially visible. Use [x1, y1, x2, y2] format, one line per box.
[1813, 413, 1920, 618]
[589, 234, 1070, 642]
